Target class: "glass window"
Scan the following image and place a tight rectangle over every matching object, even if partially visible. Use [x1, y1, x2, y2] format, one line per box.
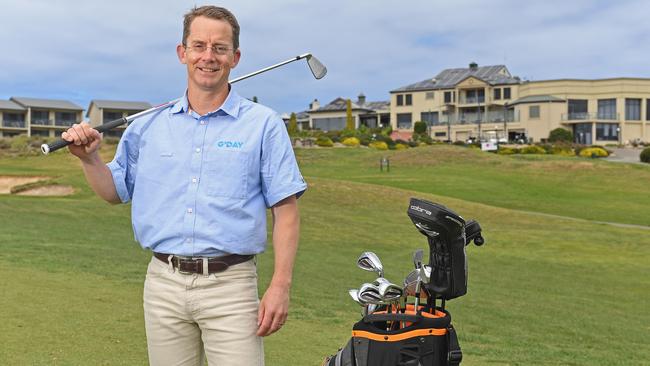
[425, 92, 434, 100]
[529, 105, 540, 119]
[434, 132, 446, 137]
[397, 113, 412, 129]
[55, 111, 76, 126]
[647, 99, 650, 121]
[494, 88, 501, 100]
[444, 92, 452, 103]
[397, 95, 403, 106]
[103, 111, 123, 121]
[625, 98, 641, 120]
[313, 117, 346, 131]
[2, 112, 25, 127]
[598, 99, 617, 120]
[421, 111, 439, 125]
[503, 87, 511, 99]
[596, 123, 619, 141]
[568, 99, 588, 120]
[31, 110, 49, 125]
[405, 94, 412, 106]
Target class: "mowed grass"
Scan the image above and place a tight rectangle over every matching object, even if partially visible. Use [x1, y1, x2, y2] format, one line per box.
[0, 146, 649, 365]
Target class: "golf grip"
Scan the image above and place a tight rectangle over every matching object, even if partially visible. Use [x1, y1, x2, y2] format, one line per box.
[41, 117, 128, 154]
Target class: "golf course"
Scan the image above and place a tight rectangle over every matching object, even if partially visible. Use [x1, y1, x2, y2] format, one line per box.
[1, 144, 649, 365]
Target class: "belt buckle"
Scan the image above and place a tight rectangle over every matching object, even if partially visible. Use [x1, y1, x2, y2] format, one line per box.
[175, 255, 196, 275]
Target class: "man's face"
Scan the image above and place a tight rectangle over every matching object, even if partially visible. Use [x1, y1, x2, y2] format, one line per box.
[177, 16, 241, 93]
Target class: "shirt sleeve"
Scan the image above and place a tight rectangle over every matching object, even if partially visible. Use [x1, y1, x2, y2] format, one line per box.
[106, 125, 139, 203]
[260, 114, 307, 208]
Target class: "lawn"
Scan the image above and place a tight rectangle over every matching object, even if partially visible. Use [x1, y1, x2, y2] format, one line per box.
[0, 145, 648, 365]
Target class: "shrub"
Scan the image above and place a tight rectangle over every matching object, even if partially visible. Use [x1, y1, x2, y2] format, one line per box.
[413, 133, 434, 145]
[578, 147, 609, 158]
[548, 128, 573, 143]
[521, 145, 547, 154]
[369, 141, 388, 150]
[452, 141, 466, 146]
[497, 147, 516, 155]
[395, 143, 409, 150]
[551, 146, 574, 156]
[315, 136, 334, 147]
[341, 137, 360, 147]
[0, 137, 10, 149]
[641, 147, 650, 163]
[413, 121, 427, 135]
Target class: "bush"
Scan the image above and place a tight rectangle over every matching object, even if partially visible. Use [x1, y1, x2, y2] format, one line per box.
[551, 146, 574, 156]
[315, 136, 334, 147]
[369, 141, 388, 150]
[413, 133, 434, 145]
[395, 143, 409, 150]
[521, 145, 547, 154]
[341, 137, 360, 147]
[548, 128, 573, 143]
[640, 147, 650, 163]
[413, 121, 427, 135]
[452, 141, 466, 146]
[497, 147, 516, 155]
[579, 147, 609, 158]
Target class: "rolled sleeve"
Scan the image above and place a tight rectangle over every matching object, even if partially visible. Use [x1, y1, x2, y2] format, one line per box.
[107, 160, 131, 203]
[260, 115, 307, 208]
[106, 129, 138, 203]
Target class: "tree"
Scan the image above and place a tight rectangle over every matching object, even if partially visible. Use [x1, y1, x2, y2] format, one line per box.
[346, 99, 355, 130]
[548, 128, 573, 143]
[413, 121, 427, 135]
[287, 112, 298, 135]
[252, 96, 258, 103]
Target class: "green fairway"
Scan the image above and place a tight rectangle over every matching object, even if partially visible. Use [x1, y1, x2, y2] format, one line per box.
[1, 146, 649, 365]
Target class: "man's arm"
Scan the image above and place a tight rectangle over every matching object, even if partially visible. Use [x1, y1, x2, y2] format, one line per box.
[62, 123, 121, 204]
[257, 195, 300, 336]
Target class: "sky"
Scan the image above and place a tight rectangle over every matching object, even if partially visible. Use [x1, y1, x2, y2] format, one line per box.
[1, 0, 649, 116]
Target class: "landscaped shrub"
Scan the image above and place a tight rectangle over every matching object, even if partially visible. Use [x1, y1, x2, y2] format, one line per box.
[640, 147, 650, 163]
[548, 128, 573, 143]
[497, 147, 516, 155]
[395, 143, 409, 150]
[369, 141, 388, 150]
[341, 137, 360, 147]
[316, 136, 334, 147]
[551, 146, 574, 156]
[579, 147, 609, 158]
[413, 121, 427, 135]
[521, 145, 547, 154]
[452, 141, 466, 146]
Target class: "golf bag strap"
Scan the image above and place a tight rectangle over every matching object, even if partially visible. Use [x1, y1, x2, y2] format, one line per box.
[447, 325, 462, 366]
[353, 337, 369, 366]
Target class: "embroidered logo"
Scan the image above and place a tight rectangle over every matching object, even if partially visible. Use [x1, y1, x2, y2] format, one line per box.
[216, 141, 244, 148]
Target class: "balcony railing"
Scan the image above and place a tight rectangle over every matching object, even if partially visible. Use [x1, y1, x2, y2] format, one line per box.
[54, 120, 77, 127]
[31, 119, 53, 126]
[561, 112, 620, 121]
[437, 110, 519, 125]
[458, 96, 485, 105]
[2, 121, 26, 128]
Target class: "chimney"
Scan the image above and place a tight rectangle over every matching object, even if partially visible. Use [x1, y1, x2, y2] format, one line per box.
[469, 62, 478, 71]
[357, 93, 366, 106]
[309, 98, 320, 110]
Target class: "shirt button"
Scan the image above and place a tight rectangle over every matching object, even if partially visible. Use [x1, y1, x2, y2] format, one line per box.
[195, 148, 201, 153]
[191, 177, 198, 183]
[187, 208, 193, 214]
[186, 238, 192, 243]
[200, 121, 206, 125]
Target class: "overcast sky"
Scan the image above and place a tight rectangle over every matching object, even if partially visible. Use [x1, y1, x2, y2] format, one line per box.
[1, 0, 649, 115]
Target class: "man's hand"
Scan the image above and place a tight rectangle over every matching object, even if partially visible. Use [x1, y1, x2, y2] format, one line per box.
[256, 283, 290, 336]
[62, 122, 102, 162]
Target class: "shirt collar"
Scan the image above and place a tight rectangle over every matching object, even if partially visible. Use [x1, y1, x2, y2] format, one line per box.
[169, 86, 242, 119]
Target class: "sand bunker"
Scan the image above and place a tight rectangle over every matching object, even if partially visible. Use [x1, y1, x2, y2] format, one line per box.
[0, 176, 74, 196]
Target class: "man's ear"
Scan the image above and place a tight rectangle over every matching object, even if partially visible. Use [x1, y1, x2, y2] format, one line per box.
[230, 48, 241, 69]
[176, 44, 187, 64]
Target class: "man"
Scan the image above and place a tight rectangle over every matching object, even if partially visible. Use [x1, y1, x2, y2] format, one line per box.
[62, 6, 306, 366]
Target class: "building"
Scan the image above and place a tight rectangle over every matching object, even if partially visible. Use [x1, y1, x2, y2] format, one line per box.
[87, 100, 152, 137]
[309, 93, 390, 131]
[0, 97, 83, 138]
[390, 63, 650, 144]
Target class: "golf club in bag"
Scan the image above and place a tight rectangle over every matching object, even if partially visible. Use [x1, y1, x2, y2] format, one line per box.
[41, 53, 327, 155]
[323, 199, 484, 366]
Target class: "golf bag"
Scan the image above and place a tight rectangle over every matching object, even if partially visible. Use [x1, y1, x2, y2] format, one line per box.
[323, 305, 462, 366]
[407, 198, 484, 300]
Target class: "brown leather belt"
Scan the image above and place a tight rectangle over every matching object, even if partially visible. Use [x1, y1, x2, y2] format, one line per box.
[153, 252, 254, 275]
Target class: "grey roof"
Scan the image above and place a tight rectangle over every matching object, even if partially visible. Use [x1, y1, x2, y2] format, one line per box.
[10, 97, 83, 110]
[87, 99, 152, 117]
[391, 64, 521, 93]
[0, 100, 26, 111]
[310, 97, 388, 113]
[509, 95, 566, 105]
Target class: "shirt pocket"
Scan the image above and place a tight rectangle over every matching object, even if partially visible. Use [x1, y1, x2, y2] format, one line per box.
[204, 150, 250, 199]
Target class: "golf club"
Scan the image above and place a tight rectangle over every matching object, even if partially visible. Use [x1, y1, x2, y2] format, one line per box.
[413, 249, 424, 311]
[357, 252, 384, 278]
[41, 53, 327, 155]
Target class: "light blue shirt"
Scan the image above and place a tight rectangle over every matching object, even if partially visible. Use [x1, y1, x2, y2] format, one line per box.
[107, 89, 306, 256]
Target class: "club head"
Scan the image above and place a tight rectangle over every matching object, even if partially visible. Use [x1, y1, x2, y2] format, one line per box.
[374, 278, 403, 301]
[348, 289, 362, 304]
[358, 282, 384, 305]
[305, 54, 327, 79]
[413, 249, 424, 269]
[357, 252, 384, 278]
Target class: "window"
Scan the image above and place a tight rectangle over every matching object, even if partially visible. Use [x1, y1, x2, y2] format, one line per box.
[425, 92, 434, 100]
[103, 111, 123, 121]
[568, 99, 588, 120]
[405, 94, 412, 106]
[30, 129, 50, 137]
[434, 132, 447, 137]
[31, 110, 49, 125]
[444, 91, 452, 103]
[647, 99, 650, 121]
[494, 88, 501, 100]
[2, 112, 25, 127]
[596, 123, 619, 141]
[397, 113, 412, 129]
[313, 117, 346, 131]
[625, 98, 641, 120]
[396, 95, 403, 106]
[421, 112, 439, 125]
[503, 87, 511, 99]
[55, 111, 76, 126]
[598, 99, 617, 120]
[529, 105, 540, 119]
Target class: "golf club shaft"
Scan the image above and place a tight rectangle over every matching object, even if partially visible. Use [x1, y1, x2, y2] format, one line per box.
[41, 53, 315, 155]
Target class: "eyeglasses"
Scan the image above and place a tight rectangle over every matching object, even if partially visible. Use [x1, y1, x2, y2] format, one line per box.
[184, 43, 234, 55]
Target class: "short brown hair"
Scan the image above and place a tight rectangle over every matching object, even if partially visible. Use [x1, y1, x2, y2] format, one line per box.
[182, 6, 240, 50]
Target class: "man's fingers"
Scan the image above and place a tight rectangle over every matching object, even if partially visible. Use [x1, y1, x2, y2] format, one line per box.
[71, 124, 89, 145]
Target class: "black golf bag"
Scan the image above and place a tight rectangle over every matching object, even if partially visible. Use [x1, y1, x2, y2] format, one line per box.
[407, 198, 484, 300]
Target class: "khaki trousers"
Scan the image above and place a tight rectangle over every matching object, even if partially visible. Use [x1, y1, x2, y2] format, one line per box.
[143, 256, 264, 366]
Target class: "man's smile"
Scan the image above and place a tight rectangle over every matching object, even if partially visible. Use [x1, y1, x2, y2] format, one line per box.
[198, 66, 220, 73]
